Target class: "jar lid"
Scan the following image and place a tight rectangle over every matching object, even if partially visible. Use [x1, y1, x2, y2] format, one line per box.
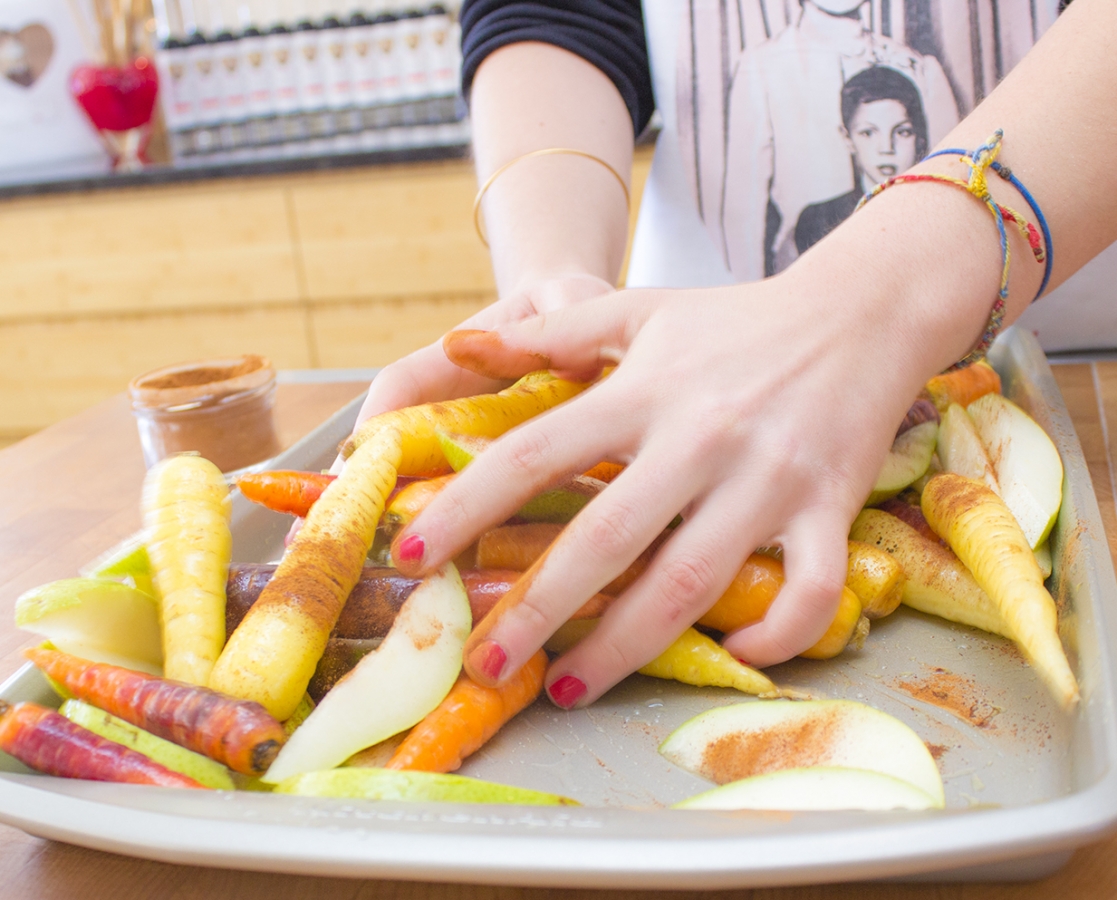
[129, 355, 276, 413]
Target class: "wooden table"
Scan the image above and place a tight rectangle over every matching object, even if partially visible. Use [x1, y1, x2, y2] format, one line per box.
[2, 366, 1117, 899]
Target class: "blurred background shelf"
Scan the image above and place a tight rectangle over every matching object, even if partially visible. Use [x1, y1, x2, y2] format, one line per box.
[0, 144, 654, 450]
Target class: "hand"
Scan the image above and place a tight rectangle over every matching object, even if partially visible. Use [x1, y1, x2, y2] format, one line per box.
[351, 273, 616, 429]
[388, 253, 961, 709]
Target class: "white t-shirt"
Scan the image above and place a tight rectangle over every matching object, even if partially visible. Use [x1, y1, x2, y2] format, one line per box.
[626, 0, 1117, 351]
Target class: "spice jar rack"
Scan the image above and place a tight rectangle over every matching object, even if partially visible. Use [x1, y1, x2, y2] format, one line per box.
[151, 0, 466, 166]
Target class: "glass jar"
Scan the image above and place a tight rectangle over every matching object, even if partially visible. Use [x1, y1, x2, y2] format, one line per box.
[129, 355, 282, 472]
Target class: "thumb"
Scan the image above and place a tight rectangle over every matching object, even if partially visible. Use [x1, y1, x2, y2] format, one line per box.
[443, 291, 648, 381]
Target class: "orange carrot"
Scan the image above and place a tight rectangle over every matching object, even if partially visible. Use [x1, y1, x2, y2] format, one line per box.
[0, 699, 205, 788]
[236, 470, 337, 517]
[383, 473, 456, 528]
[582, 461, 626, 483]
[385, 649, 548, 773]
[923, 361, 1001, 413]
[25, 647, 286, 776]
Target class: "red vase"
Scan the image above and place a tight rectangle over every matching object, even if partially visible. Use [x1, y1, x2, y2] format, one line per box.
[70, 57, 160, 169]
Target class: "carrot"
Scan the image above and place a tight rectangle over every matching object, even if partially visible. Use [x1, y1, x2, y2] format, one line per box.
[845, 541, 905, 619]
[26, 646, 287, 776]
[0, 699, 206, 788]
[236, 470, 336, 517]
[476, 523, 664, 596]
[849, 508, 1008, 637]
[923, 360, 1001, 413]
[142, 454, 231, 685]
[383, 473, 456, 528]
[340, 371, 589, 473]
[582, 461, 626, 483]
[697, 554, 866, 659]
[638, 627, 783, 697]
[385, 649, 549, 773]
[210, 428, 402, 720]
[921, 473, 1079, 710]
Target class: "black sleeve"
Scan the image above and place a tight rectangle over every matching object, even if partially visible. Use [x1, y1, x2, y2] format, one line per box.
[459, 0, 655, 137]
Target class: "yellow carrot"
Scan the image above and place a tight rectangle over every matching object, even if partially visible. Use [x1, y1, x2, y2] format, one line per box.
[850, 508, 1009, 637]
[638, 627, 783, 698]
[209, 428, 402, 720]
[921, 473, 1079, 711]
[142, 454, 231, 685]
[340, 371, 588, 474]
[386, 649, 548, 773]
[845, 540, 905, 619]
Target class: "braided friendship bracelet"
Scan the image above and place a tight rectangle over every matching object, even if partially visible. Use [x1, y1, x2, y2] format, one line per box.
[925, 144, 1053, 302]
[472, 147, 631, 248]
[854, 130, 1045, 371]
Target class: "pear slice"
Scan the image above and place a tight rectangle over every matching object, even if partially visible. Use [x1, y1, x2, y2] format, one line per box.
[659, 699, 943, 805]
[967, 393, 1063, 549]
[79, 532, 155, 598]
[14, 578, 162, 673]
[937, 403, 1000, 492]
[436, 430, 492, 472]
[59, 699, 235, 790]
[673, 766, 941, 811]
[262, 564, 471, 784]
[274, 767, 579, 806]
[866, 421, 938, 506]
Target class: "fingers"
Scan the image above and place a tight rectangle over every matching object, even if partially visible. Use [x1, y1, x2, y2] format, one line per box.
[442, 290, 652, 382]
[457, 438, 703, 688]
[355, 339, 505, 429]
[539, 474, 788, 708]
[390, 376, 638, 577]
[720, 509, 851, 668]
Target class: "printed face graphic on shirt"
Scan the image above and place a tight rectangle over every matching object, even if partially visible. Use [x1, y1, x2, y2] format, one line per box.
[844, 99, 918, 187]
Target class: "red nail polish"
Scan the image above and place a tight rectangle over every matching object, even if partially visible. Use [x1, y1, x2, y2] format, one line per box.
[548, 674, 587, 709]
[469, 640, 507, 682]
[735, 657, 751, 667]
[396, 533, 425, 564]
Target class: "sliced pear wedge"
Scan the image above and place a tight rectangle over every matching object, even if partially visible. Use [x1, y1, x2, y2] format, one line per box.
[967, 393, 1063, 549]
[866, 421, 938, 506]
[659, 699, 944, 806]
[262, 564, 471, 784]
[79, 532, 155, 597]
[274, 767, 579, 806]
[60, 699, 234, 790]
[15, 578, 162, 673]
[937, 403, 1000, 492]
[673, 766, 941, 811]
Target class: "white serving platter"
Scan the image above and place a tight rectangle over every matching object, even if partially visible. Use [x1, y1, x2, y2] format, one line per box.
[1, 327, 1116, 888]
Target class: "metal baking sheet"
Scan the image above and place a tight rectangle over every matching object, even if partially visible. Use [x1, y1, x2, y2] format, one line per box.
[2, 326, 1116, 888]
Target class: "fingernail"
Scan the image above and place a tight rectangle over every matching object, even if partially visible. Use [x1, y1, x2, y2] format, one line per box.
[396, 533, 425, 564]
[547, 674, 587, 710]
[468, 640, 507, 682]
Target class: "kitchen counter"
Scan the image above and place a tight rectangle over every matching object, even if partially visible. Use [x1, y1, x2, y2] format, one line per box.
[0, 362, 1115, 898]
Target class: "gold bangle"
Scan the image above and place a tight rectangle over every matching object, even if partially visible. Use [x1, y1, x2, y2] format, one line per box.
[472, 147, 631, 247]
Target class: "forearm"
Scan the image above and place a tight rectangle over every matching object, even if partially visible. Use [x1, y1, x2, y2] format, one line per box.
[469, 42, 635, 297]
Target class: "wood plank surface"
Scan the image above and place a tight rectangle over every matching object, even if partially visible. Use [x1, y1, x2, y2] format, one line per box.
[0, 365, 1112, 899]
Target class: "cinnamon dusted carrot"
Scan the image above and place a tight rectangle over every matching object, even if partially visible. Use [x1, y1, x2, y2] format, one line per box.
[25, 647, 287, 776]
[385, 649, 548, 773]
[236, 470, 336, 517]
[0, 699, 205, 788]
